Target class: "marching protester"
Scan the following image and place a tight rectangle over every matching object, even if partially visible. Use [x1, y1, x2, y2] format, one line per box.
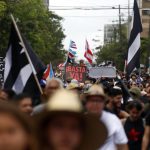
[0, 89, 16, 102]
[12, 93, 33, 115]
[122, 101, 144, 150]
[105, 87, 129, 119]
[1, 0, 150, 149]
[32, 78, 63, 115]
[84, 84, 128, 150]
[35, 89, 107, 150]
[142, 112, 150, 150]
[0, 102, 38, 150]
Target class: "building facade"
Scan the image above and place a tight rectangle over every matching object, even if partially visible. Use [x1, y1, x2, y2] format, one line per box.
[43, 0, 49, 8]
[104, 24, 119, 45]
[141, 0, 150, 37]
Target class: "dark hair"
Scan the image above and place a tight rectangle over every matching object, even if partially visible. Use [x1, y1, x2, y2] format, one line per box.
[0, 89, 16, 100]
[0, 102, 38, 150]
[108, 88, 122, 97]
[13, 93, 32, 104]
[126, 101, 143, 112]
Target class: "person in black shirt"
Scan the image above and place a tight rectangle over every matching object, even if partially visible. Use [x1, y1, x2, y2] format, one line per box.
[122, 101, 144, 150]
[142, 112, 150, 150]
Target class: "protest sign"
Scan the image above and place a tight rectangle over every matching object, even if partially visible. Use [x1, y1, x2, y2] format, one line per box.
[65, 65, 87, 82]
[88, 67, 116, 78]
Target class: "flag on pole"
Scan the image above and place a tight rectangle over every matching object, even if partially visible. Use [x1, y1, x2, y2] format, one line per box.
[42, 64, 50, 81]
[40, 63, 54, 86]
[126, 0, 143, 76]
[67, 40, 77, 63]
[49, 63, 54, 79]
[4, 22, 45, 96]
[84, 40, 93, 64]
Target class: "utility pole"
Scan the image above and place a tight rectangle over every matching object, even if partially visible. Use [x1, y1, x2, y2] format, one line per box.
[148, 14, 150, 38]
[127, 0, 130, 40]
[119, 5, 122, 43]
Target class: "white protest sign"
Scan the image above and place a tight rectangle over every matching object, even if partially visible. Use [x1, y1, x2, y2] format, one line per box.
[88, 67, 116, 78]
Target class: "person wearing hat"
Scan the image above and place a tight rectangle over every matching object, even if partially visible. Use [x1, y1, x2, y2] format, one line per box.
[36, 89, 107, 150]
[85, 84, 128, 150]
[129, 87, 141, 100]
[32, 78, 63, 115]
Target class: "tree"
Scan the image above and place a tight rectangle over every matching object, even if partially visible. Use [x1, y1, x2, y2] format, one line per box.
[95, 22, 150, 71]
[0, 0, 65, 65]
[95, 24, 128, 71]
[141, 37, 150, 68]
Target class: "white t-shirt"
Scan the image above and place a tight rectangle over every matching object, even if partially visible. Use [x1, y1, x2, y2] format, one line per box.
[99, 111, 128, 150]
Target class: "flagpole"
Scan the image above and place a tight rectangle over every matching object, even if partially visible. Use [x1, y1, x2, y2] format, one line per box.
[10, 14, 43, 94]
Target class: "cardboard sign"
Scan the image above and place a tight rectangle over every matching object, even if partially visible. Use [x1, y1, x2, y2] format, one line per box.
[65, 65, 87, 82]
[88, 67, 116, 78]
[0, 57, 4, 85]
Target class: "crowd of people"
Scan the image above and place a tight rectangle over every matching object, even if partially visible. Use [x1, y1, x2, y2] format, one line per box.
[0, 68, 150, 150]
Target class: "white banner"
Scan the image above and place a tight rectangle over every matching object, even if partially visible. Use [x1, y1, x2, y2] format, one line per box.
[88, 67, 116, 78]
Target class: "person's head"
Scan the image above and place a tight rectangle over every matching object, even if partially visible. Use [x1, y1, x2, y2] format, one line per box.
[131, 74, 137, 81]
[13, 93, 33, 115]
[85, 84, 105, 115]
[138, 83, 144, 91]
[129, 87, 141, 99]
[79, 60, 84, 66]
[145, 84, 150, 96]
[36, 89, 107, 150]
[108, 87, 123, 109]
[0, 102, 38, 150]
[126, 101, 143, 121]
[44, 78, 63, 99]
[130, 81, 138, 88]
[0, 89, 16, 101]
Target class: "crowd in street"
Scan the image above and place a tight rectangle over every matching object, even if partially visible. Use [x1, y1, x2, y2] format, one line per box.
[0, 67, 150, 150]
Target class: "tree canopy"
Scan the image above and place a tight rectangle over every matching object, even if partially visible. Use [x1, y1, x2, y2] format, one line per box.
[95, 24, 128, 70]
[0, 0, 66, 65]
[95, 24, 150, 71]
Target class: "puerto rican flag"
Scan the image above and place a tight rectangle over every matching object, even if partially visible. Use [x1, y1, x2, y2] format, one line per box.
[40, 63, 54, 86]
[68, 40, 77, 59]
[84, 40, 93, 64]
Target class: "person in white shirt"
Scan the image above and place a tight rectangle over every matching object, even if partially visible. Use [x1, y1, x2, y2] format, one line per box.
[85, 84, 128, 150]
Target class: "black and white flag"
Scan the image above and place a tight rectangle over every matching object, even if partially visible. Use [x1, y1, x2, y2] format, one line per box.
[0, 57, 4, 86]
[4, 23, 45, 96]
[126, 0, 142, 76]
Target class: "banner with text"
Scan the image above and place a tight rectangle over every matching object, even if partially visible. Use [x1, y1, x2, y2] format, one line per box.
[65, 65, 87, 82]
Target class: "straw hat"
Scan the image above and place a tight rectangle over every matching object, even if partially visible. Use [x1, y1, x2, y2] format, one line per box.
[66, 83, 80, 90]
[86, 84, 105, 98]
[36, 89, 107, 150]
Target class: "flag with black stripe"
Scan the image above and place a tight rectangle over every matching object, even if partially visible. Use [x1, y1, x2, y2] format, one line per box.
[4, 23, 45, 100]
[126, 0, 142, 76]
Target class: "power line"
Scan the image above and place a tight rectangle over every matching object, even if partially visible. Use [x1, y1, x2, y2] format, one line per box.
[63, 16, 128, 18]
[50, 4, 134, 8]
[51, 7, 132, 10]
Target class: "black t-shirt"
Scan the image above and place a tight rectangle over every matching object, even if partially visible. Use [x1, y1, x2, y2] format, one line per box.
[124, 117, 144, 150]
[146, 113, 150, 126]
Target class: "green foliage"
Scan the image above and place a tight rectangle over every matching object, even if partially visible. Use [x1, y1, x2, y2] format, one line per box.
[96, 22, 150, 71]
[0, 0, 65, 65]
[95, 24, 128, 71]
[141, 37, 150, 67]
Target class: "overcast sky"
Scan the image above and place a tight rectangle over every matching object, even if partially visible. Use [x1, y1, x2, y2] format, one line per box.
[50, 0, 134, 60]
